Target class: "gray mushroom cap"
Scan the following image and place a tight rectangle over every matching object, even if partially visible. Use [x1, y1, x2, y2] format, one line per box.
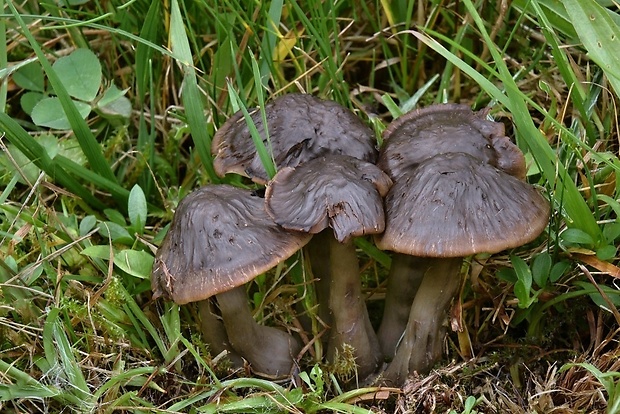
[375, 152, 549, 257]
[151, 185, 312, 305]
[378, 104, 526, 180]
[265, 154, 393, 243]
[212, 94, 378, 184]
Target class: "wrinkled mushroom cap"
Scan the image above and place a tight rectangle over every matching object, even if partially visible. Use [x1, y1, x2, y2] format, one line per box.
[152, 185, 312, 305]
[378, 104, 526, 180]
[265, 154, 393, 243]
[375, 152, 549, 257]
[212, 94, 378, 184]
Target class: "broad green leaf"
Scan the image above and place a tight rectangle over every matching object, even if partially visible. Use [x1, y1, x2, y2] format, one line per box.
[97, 95, 132, 120]
[511, 256, 534, 308]
[0, 143, 40, 185]
[562, 0, 620, 96]
[169, 0, 219, 182]
[79, 215, 97, 236]
[31, 97, 91, 129]
[113, 250, 154, 279]
[128, 184, 147, 232]
[560, 228, 595, 246]
[497, 268, 518, 283]
[0, 57, 38, 80]
[531, 252, 552, 288]
[6, 4, 117, 185]
[97, 84, 128, 107]
[603, 222, 620, 243]
[574, 281, 620, 308]
[104, 209, 127, 226]
[52, 48, 102, 102]
[549, 261, 571, 283]
[596, 244, 617, 261]
[0, 113, 105, 209]
[13, 61, 44, 92]
[20, 91, 44, 115]
[81, 245, 114, 260]
[98, 222, 133, 245]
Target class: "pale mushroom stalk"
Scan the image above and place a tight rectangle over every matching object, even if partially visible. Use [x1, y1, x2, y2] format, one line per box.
[216, 286, 301, 378]
[381, 257, 462, 384]
[376, 254, 427, 358]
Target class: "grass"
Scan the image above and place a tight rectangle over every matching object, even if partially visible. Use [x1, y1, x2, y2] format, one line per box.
[1, 0, 620, 412]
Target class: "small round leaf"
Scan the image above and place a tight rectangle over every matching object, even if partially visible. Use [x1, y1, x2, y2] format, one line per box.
[31, 97, 91, 129]
[52, 48, 102, 102]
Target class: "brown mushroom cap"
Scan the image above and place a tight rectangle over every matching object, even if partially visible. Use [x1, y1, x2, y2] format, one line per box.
[375, 152, 549, 257]
[378, 104, 526, 180]
[151, 185, 311, 305]
[265, 154, 393, 243]
[212, 94, 378, 184]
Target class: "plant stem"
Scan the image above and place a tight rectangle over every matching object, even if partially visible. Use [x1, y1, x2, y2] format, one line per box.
[381, 257, 462, 385]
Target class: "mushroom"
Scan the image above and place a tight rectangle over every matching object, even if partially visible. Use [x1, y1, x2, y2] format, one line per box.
[377, 103, 526, 180]
[211, 93, 383, 375]
[376, 104, 531, 360]
[265, 154, 393, 380]
[212, 93, 378, 184]
[375, 153, 549, 384]
[152, 184, 311, 378]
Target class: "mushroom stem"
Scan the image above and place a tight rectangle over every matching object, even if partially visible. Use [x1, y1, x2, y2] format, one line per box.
[305, 231, 334, 339]
[381, 257, 462, 385]
[318, 233, 381, 381]
[197, 299, 243, 367]
[216, 286, 301, 378]
[377, 254, 427, 359]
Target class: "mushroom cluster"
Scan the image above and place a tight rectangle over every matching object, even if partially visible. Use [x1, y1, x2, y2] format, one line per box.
[375, 104, 549, 384]
[151, 96, 549, 386]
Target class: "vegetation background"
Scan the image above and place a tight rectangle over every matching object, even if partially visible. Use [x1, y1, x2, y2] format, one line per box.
[1, 0, 620, 412]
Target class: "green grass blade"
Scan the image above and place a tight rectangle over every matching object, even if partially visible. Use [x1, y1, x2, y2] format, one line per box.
[135, 0, 162, 197]
[6, 2, 117, 186]
[512, 0, 579, 38]
[530, 0, 598, 142]
[117, 282, 168, 358]
[258, 0, 284, 86]
[0, 0, 7, 111]
[92, 366, 159, 399]
[227, 80, 277, 179]
[0, 13, 171, 57]
[411, 31, 509, 107]
[462, 0, 603, 242]
[0, 359, 51, 391]
[0, 113, 106, 209]
[169, 0, 219, 183]
[42, 307, 92, 406]
[562, 0, 620, 97]
[251, 55, 277, 177]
